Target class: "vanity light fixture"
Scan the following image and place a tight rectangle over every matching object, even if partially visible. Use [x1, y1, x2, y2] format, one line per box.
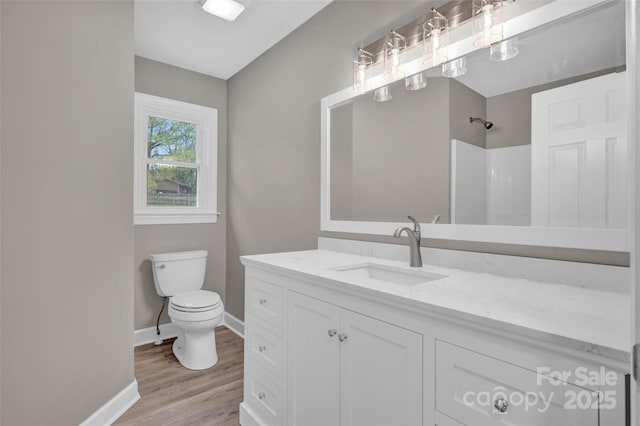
[423, 8, 449, 68]
[489, 37, 519, 61]
[405, 72, 427, 91]
[373, 86, 392, 102]
[202, 0, 246, 21]
[442, 57, 467, 78]
[472, 0, 503, 48]
[353, 48, 374, 94]
[384, 31, 407, 81]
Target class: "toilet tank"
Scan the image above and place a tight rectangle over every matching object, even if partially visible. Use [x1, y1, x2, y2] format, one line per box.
[149, 250, 207, 297]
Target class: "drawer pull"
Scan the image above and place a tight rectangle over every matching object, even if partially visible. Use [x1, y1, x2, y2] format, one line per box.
[259, 298, 267, 305]
[494, 398, 509, 413]
[258, 345, 267, 352]
[338, 333, 348, 342]
[328, 329, 337, 337]
[258, 392, 266, 400]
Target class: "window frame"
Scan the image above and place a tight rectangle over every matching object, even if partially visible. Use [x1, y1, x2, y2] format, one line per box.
[134, 92, 218, 225]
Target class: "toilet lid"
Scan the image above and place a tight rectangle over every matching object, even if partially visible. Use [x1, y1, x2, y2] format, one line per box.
[171, 290, 221, 311]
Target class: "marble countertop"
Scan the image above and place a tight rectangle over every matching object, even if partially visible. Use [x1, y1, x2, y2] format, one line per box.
[241, 249, 630, 363]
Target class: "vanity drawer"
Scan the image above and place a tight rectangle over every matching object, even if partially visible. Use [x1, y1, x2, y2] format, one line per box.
[246, 318, 284, 381]
[246, 277, 284, 331]
[245, 362, 284, 425]
[435, 340, 599, 426]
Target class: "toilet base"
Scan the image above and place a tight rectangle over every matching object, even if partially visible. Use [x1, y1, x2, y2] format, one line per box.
[172, 323, 219, 370]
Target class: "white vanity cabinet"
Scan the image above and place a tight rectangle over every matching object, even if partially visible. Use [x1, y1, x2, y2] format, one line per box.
[240, 256, 628, 426]
[287, 291, 423, 426]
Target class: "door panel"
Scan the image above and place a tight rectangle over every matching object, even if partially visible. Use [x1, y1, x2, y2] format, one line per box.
[531, 71, 626, 228]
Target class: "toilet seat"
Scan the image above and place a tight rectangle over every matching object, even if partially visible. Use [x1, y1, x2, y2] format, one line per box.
[171, 290, 221, 313]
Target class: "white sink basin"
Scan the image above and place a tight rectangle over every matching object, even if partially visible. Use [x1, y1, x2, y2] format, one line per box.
[332, 263, 448, 286]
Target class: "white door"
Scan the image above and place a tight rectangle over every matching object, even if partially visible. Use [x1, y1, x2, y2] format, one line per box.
[339, 309, 423, 426]
[531, 72, 627, 228]
[287, 291, 340, 426]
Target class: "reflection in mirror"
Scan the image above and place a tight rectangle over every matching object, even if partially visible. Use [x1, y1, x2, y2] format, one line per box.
[329, 0, 626, 229]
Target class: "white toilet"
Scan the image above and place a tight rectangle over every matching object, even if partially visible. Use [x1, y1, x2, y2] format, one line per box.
[149, 250, 224, 370]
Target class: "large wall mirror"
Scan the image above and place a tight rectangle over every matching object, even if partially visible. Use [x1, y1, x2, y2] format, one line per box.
[321, 0, 631, 251]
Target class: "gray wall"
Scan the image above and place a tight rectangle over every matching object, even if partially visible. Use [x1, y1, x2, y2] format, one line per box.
[450, 79, 487, 148]
[330, 103, 353, 220]
[1, 1, 135, 425]
[329, 77, 486, 225]
[227, 0, 431, 319]
[351, 78, 450, 222]
[134, 56, 227, 330]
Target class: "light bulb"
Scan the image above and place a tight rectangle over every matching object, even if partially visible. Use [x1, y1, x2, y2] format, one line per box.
[423, 8, 449, 68]
[353, 48, 373, 94]
[483, 5, 493, 43]
[473, 0, 503, 48]
[384, 31, 406, 81]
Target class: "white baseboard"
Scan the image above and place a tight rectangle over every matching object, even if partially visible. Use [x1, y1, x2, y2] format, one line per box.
[133, 323, 178, 347]
[134, 312, 244, 347]
[79, 380, 140, 426]
[223, 311, 244, 338]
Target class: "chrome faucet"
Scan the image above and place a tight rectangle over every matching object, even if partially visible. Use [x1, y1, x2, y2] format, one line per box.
[393, 215, 422, 267]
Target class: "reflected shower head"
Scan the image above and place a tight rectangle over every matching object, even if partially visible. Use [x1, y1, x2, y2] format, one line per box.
[470, 117, 494, 130]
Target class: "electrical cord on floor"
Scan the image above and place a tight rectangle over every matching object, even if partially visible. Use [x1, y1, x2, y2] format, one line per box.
[155, 297, 167, 345]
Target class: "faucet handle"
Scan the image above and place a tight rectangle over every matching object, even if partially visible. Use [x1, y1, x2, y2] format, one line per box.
[407, 215, 420, 232]
[432, 215, 441, 224]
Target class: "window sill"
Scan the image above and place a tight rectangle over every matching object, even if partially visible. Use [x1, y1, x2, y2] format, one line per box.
[134, 212, 220, 225]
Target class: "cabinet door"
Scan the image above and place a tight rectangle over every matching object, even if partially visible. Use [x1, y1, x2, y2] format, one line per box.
[339, 309, 423, 426]
[287, 291, 341, 426]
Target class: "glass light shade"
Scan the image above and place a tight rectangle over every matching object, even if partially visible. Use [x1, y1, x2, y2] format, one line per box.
[490, 37, 519, 61]
[442, 57, 467, 78]
[423, 10, 449, 68]
[384, 31, 406, 81]
[353, 49, 373, 94]
[373, 86, 392, 102]
[472, 0, 503, 48]
[202, 0, 245, 21]
[405, 73, 427, 91]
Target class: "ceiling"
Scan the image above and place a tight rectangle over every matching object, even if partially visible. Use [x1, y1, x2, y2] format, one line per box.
[456, 0, 626, 98]
[135, 0, 333, 80]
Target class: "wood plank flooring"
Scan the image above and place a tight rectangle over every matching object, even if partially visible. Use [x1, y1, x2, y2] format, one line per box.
[116, 326, 244, 426]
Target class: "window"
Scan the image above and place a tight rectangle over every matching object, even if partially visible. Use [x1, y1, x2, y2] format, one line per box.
[134, 93, 218, 225]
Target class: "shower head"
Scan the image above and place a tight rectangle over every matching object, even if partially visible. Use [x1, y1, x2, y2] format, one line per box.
[470, 117, 494, 130]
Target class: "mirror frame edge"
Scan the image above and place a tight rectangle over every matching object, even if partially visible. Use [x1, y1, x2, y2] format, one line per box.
[320, 0, 632, 253]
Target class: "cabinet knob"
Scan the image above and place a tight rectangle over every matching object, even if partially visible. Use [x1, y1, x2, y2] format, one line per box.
[494, 398, 509, 413]
[258, 392, 266, 400]
[338, 333, 348, 342]
[328, 329, 337, 337]
[258, 345, 266, 352]
[259, 298, 267, 305]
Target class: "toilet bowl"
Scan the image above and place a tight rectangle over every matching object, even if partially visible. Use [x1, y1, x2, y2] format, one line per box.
[169, 290, 224, 370]
[150, 250, 224, 370]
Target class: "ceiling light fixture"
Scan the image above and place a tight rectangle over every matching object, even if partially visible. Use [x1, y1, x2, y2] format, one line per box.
[353, 48, 374, 94]
[472, 0, 503, 48]
[202, 0, 246, 22]
[384, 31, 406, 81]
[373, 86, 392, 102]
[442, 57, 467, 77]
[405, 72, 427, 91]
[489, 37, 519, 61]
[423, 8, 449, 68]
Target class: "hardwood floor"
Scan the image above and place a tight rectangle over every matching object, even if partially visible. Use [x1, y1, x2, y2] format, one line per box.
[116, 326, 244, 426]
